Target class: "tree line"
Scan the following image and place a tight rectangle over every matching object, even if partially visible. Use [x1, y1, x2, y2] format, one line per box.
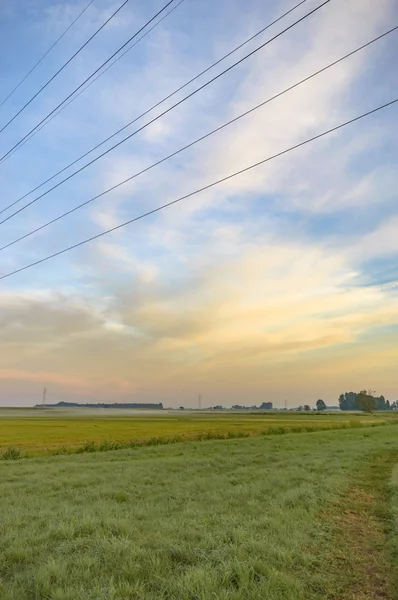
[338, 390, 397, 413]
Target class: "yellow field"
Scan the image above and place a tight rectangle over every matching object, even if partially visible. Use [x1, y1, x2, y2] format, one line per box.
[0, 409, 395, 456]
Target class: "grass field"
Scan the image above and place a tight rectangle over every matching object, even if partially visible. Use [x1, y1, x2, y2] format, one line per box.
[0, 408, 395, 456]
[1, 424, 398, 599]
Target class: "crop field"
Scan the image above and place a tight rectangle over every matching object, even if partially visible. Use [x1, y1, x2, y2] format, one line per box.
[0, 408, 396, 457]
[1, 423, 398, 599]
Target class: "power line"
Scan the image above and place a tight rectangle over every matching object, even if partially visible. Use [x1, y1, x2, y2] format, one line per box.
[0, 0, 331, 224]
[1, 25, 396, 253]
[0, 0, 178, 163]
[1, 96, 396, 282]
[0, 0, 131, 135]
[0, 0, 96, 111]
[0, 0, 187, 166]
[0, 0, 309, 212]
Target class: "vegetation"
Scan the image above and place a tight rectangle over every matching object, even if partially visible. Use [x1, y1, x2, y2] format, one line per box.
[0, 410, 394, 457]
[327, 447, 398, 598]
[231, 402, 273, 409]
[357, 389, 377, 413]
[37, 401, 164, 409]
[339, 390, 390, 411]
[0, 426, 398, 599]
[391, 464, 398, 591]
[0, 446, 25, 460]
[316, 399, 327, 411]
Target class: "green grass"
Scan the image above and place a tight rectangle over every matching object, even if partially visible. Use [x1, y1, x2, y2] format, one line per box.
[1, 425, 398, 599]
[390, 464, 398, 595]
[326, 448, 398, 599]
[0, 409, 394, 456]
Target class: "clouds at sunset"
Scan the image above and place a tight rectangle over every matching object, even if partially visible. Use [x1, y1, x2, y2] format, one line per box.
[0, 0, 397, 405]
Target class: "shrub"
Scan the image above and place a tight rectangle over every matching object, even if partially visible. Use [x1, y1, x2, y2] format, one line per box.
[1, 446, 25, 460]
[76, 440, 97, 453]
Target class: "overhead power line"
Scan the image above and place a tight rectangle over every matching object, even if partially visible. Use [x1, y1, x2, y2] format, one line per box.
[0, 96, 396, 282]
[1, 0, 187, 165]
[1, 25, 395, 253]
[0, 0, 179, 163]
[1, 0, 309, 211]
[0, 0, 131, 135]
[0, 0, 331, 224]
[0, 0, 96, 111]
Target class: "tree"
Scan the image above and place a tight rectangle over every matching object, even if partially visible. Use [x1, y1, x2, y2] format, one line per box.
[338, 390, 386, 411]
[357, 389, 376, 414]
[375, 395, 386, 410]
[316, 399, 327, 411]
[304, 405, 311, 411]
[339, 392, 358, 410]
[386, 400, 391, 411]
[260, 402, 273, 410]
[297, 406, 303, 411]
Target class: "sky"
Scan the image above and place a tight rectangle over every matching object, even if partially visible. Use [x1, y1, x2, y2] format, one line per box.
[0, 0, 397, 408]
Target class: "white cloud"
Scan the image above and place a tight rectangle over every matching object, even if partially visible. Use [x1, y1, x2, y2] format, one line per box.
[96, 241, 159, 281]
[350, 216, 398, 262]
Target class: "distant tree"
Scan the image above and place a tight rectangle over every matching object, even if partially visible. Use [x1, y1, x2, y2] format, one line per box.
[376, 395, 386, 410]
[297, 406, 303, 411]
[338, 391, 384, 412]
[338, 393, 345, 410]
[316, 399, 327, 411]
[260, 402, 273, 410]
[386, 400, 391, 410]
[304, 405, 311, 412]
[357, 389, 376, 414]
[339, 392, 358, 410]
[179, 406, 185, 410]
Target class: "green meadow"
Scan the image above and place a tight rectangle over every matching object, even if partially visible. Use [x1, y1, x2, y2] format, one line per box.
[1, 423, 398, 599]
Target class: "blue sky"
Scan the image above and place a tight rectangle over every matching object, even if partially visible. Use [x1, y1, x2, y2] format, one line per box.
[0, 0, 397, 407]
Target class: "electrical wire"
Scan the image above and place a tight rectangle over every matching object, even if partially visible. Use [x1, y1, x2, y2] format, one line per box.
[0, 0, 96, 111]
[0, 0, 309, 208]
[0, 0, 131, 134]
[0, 0, 187, 165]
[1, 25, 396, 253]
[0, 0, 331, 224]
[1, 96, 396, 282]
[0, 0, 179, 163]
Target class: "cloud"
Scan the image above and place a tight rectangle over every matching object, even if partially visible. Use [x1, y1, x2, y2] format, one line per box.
[96, 241, 159, 281]
[350, 216, 398, 262]
[1, 236, 398, 405]
[1, 0, 397, 406]
[43, 0, 138, 36]
[0, 290, 103, 346]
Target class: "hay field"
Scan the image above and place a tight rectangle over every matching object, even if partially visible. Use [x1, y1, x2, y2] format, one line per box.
[0, 408, 393, 456]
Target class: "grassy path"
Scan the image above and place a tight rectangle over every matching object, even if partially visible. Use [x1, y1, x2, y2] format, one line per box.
[328, 450, 398, 599]
[391, 464, 398, 597]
